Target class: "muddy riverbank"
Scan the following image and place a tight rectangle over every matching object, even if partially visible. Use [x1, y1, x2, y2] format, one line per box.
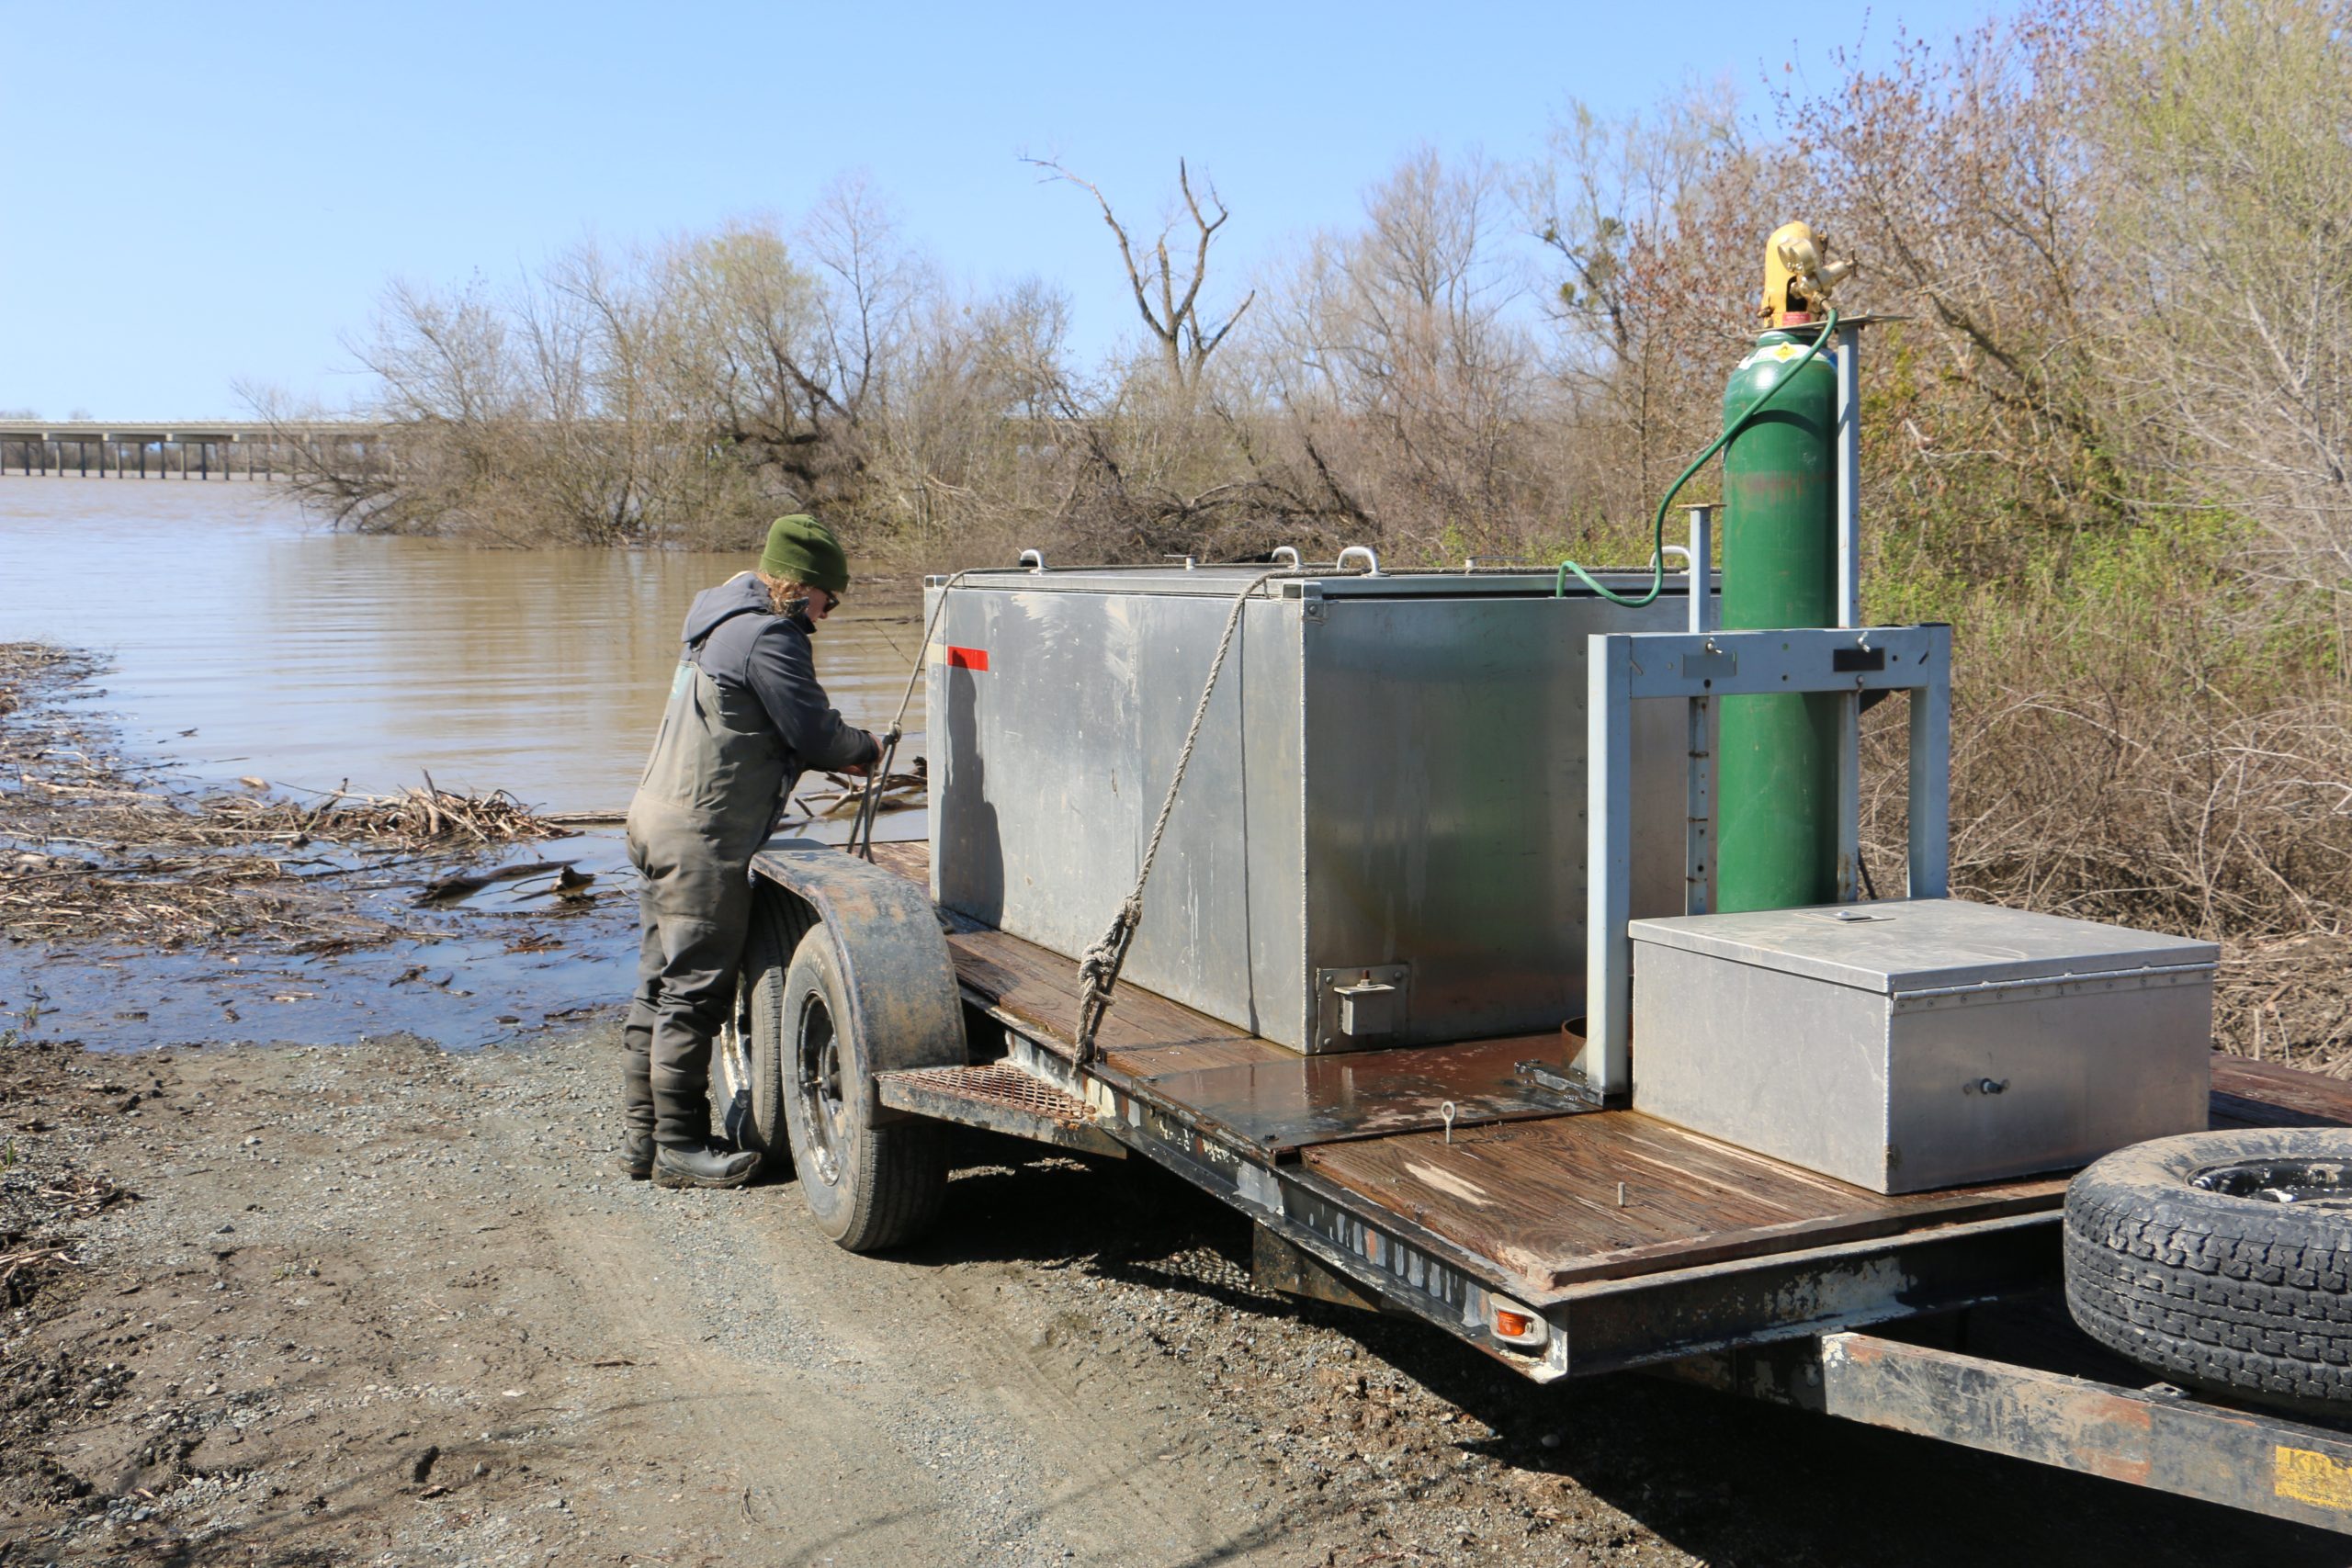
[0, 640, 639, 1048]
[0, 640, 923, 1048]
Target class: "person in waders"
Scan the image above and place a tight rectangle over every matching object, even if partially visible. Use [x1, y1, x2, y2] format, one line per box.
[620, 514, 879, 1190]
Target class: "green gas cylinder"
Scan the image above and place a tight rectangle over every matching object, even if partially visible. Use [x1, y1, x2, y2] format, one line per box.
[1716, 325, 1840, 912]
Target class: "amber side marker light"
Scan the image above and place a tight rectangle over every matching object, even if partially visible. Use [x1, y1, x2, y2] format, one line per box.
[1489, 1300, 1550, 1349]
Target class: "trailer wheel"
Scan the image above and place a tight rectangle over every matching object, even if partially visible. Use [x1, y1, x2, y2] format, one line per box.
[776, 924, 949, 1252]
[730, 886, 817, 1178]
[2065, 1127, 2352, 1410]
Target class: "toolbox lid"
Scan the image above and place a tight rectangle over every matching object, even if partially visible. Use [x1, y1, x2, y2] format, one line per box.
[1627, 898, 2219, 995]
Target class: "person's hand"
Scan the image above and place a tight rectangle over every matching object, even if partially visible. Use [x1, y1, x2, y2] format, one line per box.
[842, 730, 881, 777]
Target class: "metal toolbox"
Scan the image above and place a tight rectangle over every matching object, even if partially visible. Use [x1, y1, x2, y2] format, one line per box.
[1627, 898, 2216, 1192]
[926, 566, 1698, 1052]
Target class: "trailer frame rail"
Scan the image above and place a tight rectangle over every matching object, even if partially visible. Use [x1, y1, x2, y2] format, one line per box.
[1710, 1330, 2352, 1534]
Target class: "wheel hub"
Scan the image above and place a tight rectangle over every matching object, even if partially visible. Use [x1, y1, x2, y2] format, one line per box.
[715, 1011, 752, 1145]
[797, 990, 846, 1187]
[2192, 1157, 2352, 1207]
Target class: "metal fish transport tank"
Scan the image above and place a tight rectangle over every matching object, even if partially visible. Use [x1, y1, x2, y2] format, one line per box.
[923, 564, 1700, 1053]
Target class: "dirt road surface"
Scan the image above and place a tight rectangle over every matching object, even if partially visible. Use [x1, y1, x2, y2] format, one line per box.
[0, 1024, 2341, 1568]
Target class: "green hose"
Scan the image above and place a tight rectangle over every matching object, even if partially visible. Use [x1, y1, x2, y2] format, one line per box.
[1555, 305, 1840, 604]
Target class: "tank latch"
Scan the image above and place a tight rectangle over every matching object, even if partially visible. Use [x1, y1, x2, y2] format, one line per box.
[1317, 964, 1409, 1048]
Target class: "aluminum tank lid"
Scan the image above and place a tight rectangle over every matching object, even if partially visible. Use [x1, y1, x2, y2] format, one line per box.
[924, 566, 1677, 600]
[1626, 898, 2219, 995]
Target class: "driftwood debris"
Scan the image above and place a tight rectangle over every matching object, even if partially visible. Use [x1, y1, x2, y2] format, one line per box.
[786, 757, 928, 824]
[416, 859, 580, 907]
[1, 641, 580, 952]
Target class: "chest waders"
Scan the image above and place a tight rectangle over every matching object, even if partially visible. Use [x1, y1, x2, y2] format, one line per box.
[621, 611, 799, 1152]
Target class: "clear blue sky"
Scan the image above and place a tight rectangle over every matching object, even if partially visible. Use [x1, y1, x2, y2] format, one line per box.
[0, 0, 2007, 418]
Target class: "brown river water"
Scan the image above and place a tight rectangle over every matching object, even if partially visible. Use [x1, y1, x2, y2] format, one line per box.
[0, 478, 933, 1049]
[0, 477, 927, 812]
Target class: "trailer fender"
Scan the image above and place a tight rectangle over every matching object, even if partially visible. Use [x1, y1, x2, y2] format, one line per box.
[751, 840, 967, 1121]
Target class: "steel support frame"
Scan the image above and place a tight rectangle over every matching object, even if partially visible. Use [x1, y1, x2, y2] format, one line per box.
[1832, 325, 1865, 900]
[1835, 323, 1861, 631]
[796, 852, 2062, 1385]
[1660, 508, 1718, 914]
[1557, 1213, 2052, 1375]
[1582, 623, 1952, 1100]
[967, 1006, 1573, 1377]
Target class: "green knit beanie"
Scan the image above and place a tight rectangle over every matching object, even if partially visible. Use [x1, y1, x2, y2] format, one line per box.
[758, 514, 850, 595]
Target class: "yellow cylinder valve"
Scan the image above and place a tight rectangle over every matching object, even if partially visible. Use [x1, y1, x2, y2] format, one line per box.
[1758, 220, 1857, 328]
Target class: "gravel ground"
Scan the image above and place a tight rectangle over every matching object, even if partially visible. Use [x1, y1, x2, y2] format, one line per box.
[0, 1023, 2344, 1567]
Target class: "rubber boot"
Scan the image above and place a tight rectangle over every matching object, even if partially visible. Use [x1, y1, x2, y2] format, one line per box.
[617, 1130, 655, 1181]
[653, 1141, 760, 1190]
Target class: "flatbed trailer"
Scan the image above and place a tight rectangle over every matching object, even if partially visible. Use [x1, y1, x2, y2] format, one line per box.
[742, 837, 2352, 1538]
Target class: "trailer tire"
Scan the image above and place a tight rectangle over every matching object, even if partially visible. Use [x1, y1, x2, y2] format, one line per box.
[2064, 1127, 2352, 1410]
[776, 924, 948, 1252]
[732, 885, 818, 1179]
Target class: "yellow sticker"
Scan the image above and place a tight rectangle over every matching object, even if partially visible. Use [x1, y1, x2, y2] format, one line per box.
[2276, 1446, 2352, 1509]
[1736, 341, 1827, 371]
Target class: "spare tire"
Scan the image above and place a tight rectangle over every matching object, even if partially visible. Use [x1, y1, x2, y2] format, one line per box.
[2065, 1127, 2352, 1409]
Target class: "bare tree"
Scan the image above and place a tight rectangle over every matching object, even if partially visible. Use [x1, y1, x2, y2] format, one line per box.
[1246, 149, 1544, 552]
[1025, 157, 1255, 400]
[659, 220, 864, 508]
[861, 274, 1076, 552]
[1524, 85, 1776, 518]
[1781, 8, 2118, 557]
[802, 172, 922, 419]
[278, 274, 532, 537]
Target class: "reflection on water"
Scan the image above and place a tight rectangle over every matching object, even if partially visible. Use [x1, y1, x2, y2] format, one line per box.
[0, 479, 928, 817]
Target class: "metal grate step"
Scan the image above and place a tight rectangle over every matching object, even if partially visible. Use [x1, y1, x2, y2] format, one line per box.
[876, 1064, 1123, 1156]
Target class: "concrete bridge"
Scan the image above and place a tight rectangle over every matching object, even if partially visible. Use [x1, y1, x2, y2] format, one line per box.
[0, 420, 391, 479]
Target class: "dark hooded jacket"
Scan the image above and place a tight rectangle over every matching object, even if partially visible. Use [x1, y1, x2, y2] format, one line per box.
[627, 574, 877, 863]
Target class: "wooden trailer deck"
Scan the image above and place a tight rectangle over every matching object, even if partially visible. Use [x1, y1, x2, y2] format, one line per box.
[858, 840, 2352, 1348]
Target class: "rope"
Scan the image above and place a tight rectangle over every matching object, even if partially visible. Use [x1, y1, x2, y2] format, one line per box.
[849, 569, 976, 861]
[1073, 563, 1332, 1060]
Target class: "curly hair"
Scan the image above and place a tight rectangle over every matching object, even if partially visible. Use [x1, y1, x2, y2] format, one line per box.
[757, 572, 812, 617]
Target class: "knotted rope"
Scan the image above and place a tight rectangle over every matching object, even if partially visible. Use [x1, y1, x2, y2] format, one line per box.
[1073, 563, 1336, 1061]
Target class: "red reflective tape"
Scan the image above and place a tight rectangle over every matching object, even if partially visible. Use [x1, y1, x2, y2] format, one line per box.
[945, 645, 989, 671]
